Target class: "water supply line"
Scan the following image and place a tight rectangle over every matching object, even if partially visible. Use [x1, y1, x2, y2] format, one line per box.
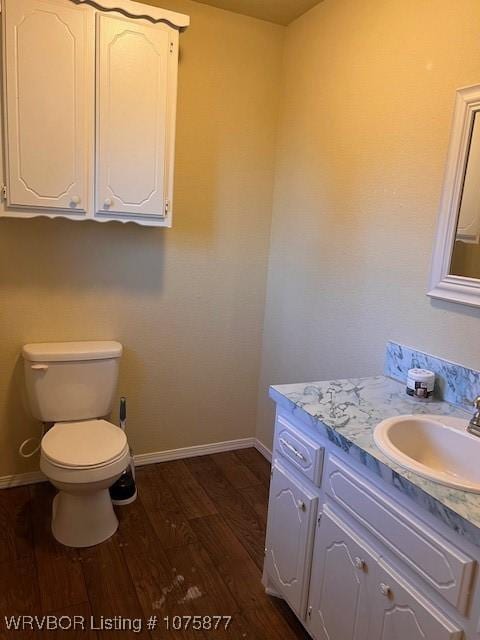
[19, 422, 46, 458]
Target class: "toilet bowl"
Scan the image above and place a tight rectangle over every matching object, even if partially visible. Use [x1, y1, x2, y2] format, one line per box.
[22, 340, 126, 548]
[40, 419, 129, 547]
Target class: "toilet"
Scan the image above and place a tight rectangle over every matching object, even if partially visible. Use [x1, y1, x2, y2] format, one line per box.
[22, 341, 129, 548]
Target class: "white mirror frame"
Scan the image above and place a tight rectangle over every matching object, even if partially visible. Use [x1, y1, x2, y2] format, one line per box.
[429, 85, 480, 308]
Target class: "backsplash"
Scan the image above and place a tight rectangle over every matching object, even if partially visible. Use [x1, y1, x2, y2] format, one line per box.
[385, 341, 480, 410]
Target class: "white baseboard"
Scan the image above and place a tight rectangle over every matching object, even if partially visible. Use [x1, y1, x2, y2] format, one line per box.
[0, 437, 272, 489]
[254, 438, 272, 462]
[133, 437, 258, 467]
[0, 469, 46, 489]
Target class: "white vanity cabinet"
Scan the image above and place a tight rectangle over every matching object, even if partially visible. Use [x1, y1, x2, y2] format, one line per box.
[0, 0, 188, 226]
[308, 505, 462, 640]
[264, 462, 318, 617]
[370, 558, 462, 640]
[307, 505, 376, 640]
[263, 409, 478, 640]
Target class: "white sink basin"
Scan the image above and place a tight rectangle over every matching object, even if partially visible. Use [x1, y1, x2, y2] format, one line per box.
[374, 414, 480, 493]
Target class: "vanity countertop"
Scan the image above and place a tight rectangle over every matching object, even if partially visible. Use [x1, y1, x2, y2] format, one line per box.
[270, 375, 480, 546]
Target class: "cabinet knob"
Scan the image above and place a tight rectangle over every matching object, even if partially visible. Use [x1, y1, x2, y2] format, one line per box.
[297, 500, 306, 512]
[379, 583, 391, 597]
[104, 198, 113, 208]
[70, 195, 81, 206]
[353, 556, 366, 571]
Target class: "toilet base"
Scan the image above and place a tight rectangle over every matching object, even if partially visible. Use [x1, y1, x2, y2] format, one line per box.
[52, 489, 119, 548]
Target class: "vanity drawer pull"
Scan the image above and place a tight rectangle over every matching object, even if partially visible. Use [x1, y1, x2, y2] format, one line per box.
[379, 583, 392, 598]
[274, 414, 324, 486]
[297, 500, 306, 512]
[354, 556, 366, 571]
[279, 438, 307, 462]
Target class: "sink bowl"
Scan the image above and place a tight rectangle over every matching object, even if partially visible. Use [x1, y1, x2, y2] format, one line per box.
[374, 414, 480, 493]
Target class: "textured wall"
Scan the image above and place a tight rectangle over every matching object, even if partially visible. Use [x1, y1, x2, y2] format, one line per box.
[256, 0, 480, 448]
[0, 0, 284, 477]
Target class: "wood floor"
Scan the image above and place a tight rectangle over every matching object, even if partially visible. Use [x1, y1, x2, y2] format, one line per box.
[0, 449, 310, 639]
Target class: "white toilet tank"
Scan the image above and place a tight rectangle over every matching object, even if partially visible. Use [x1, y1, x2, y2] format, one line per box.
[22, 341, 123, 422]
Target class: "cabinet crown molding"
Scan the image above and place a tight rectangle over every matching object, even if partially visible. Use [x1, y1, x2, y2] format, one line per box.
[74, 0, 190, 30]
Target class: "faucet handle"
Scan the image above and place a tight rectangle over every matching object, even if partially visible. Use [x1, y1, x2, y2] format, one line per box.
[474, 396, 480, 410]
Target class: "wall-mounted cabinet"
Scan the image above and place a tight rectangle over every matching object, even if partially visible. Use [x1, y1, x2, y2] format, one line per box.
[0, 0, 189, 227]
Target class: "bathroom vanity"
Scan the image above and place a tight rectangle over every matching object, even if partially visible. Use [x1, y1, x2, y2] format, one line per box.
[263, 344, 480, 640]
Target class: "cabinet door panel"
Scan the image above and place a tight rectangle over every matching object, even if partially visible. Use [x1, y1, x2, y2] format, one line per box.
[4, 0, 92, 212]
[371, 562, 463, 640]
[264, 462, 317, 617]
[324, 454, 474, 613]
[96, 13, 174, 219]
[308, 505, 376, 640]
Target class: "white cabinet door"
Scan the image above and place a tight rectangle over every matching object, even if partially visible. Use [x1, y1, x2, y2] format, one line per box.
[371, 562, 463, 640]
[264, 462, 318, 617]
[3, 0, 93, 212]
[307, 505, 377, 640]
[95, 13, 178, 222]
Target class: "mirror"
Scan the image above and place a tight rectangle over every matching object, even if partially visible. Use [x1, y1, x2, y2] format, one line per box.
[450, 111, 480, 279]
[429, 85, 480, 307]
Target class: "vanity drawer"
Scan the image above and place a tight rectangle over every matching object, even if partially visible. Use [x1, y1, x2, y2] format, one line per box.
[324, 453, 475, 613]
[274, 415, 324, 485]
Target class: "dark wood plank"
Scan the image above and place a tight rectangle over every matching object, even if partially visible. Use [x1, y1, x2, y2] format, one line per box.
[30, 484, 87, 613]
[121, 554, 187, 639]
[189, 516, 308, 639]
[1, 451, 307, 640]
[157, 460, 218, 520]
[79, 539, 150, 639]
[210, 451, 261, 490]
[189, 514, 265, 611]
[116, 489, 167, 553]
[185, 456, 265, 569]
[136, 466, 197, 549]
[135, 466, 179, 512]
[0, 558, 41, 639]
[241, 600, 311, 640]
[0, 486, 33, 565]
[234, 448, 271, 487]
[239, 483, 269, 529]
[165, 543, 239, 616]
[115, 496, 203, 639]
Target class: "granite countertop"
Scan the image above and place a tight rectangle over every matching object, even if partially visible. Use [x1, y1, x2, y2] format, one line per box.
[270, 375, 480, 546]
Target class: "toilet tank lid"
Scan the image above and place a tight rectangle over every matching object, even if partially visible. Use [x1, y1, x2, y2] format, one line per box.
[22, 341, 123, 362]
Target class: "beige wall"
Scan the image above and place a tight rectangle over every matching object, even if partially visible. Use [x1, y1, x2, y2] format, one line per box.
[256, 0, 480, 447]
[0, 0, 284, 477]
[5, 0, 480, 474]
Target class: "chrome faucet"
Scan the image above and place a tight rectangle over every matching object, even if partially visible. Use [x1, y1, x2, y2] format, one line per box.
[467, 397, 480, 437]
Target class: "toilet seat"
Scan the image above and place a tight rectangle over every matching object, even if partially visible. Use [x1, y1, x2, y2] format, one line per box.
[40, 419, 130, 486]
[42, 419, 127, 469]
